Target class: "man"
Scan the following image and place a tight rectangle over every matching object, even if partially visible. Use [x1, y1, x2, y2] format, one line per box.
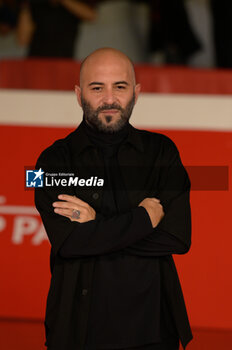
[35, 48, 192, 350]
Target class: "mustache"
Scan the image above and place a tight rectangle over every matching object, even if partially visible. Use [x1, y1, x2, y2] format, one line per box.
[96, 104, 123, 112]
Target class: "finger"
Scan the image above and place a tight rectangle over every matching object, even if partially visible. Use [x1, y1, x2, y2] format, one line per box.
[54, 209, 72, 219]
[58, 194, 88, 207]
[54, 208, 82, 222]
[53, 200, 84, 210]
[54, 208, 73, 217]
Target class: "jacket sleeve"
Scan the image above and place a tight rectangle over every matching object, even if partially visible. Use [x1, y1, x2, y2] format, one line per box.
[124, 137, 191, 257]
[35, 148, 154, 257]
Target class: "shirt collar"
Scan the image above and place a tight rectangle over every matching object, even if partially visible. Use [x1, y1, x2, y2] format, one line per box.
[127, 124, 144, 153]
[69, 120, 144, 156]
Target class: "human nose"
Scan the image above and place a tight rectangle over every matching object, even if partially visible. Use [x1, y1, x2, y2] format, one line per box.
[102, 88, 116, 104]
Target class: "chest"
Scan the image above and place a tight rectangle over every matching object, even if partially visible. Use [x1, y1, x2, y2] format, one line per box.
[69, 145, 164, 212]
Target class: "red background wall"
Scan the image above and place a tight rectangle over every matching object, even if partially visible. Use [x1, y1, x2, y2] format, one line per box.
[0, 61, 231, 330]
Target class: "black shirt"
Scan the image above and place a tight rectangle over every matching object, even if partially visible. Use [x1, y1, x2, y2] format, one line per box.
[35, 121, 192, 350]
[60, 121, 180, 349]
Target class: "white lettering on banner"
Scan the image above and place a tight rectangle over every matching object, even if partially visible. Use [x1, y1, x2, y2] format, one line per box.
[31, 222, 47, 245]
[12, 216, 38, 244]
[0, 216, 6, 231]
[0, 195, 48, 246]
[12, 216, 42, 245]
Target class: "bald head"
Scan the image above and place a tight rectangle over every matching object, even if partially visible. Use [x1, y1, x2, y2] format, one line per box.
[79, 48, 136, 88]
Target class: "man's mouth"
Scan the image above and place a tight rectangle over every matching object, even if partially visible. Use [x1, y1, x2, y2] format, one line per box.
[101, 109, 119, 114]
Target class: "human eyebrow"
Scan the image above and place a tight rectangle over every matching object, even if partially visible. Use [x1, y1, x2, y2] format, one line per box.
[114, 81, 129, 86]
[88, 82, 104, 86]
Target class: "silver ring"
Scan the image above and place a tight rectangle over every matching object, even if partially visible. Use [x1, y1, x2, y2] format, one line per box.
[72, 209, 80, 219]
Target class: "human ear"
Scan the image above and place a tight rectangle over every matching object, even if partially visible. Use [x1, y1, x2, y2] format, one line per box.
[134, 83, 141, 104]
[75, 85, 82, 107]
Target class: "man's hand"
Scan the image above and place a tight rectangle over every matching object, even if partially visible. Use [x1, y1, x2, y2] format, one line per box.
[138, 197, 164, 228]
[53, 194, 96, 223]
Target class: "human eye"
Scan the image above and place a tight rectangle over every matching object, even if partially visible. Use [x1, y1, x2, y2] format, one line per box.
[116, 85, 126, 90]
[91, 86, 102, 91]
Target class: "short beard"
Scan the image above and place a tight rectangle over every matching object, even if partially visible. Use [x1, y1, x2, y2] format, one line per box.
[81, 92, 135, 133]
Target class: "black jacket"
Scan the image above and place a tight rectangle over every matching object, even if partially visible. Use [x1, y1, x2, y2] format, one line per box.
[35, 122, 192, 350]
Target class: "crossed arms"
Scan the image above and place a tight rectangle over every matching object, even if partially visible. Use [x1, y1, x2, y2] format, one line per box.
[35, 137, 191, 259]
[35, 176, 190, 260]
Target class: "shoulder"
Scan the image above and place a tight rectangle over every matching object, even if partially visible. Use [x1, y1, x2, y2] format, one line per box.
[133, 127, 179, 155]
[35, 129, 77, 168]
